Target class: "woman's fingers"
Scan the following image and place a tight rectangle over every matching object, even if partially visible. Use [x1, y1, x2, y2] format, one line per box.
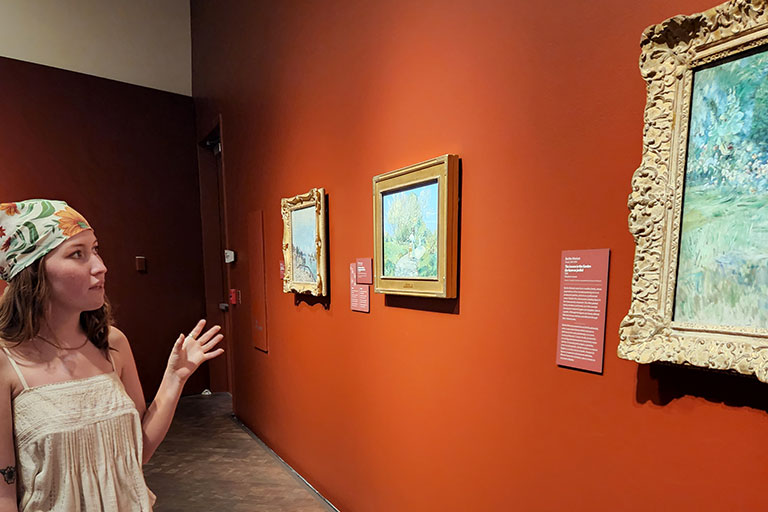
[197, 324, 221, 344]
[173, 333, 184, 351]
[200, 334, 223, 352]
[180, 320, 224, 367]
[187, 321, 220, 345]
[187, 319, 207, 339]
[204, 348, 225, 361]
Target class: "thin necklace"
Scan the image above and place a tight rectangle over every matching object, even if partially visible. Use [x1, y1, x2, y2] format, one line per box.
[35, 333, 90, 351]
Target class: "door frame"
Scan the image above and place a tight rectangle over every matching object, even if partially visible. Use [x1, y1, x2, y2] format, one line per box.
[197, 115, 234, 395]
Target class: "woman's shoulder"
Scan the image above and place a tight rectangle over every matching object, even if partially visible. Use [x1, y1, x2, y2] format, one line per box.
[0, 339, 17, 391]
[107, 326, 130, 351]
[0, 338, 14, 363]
[106, 327, 134, 375]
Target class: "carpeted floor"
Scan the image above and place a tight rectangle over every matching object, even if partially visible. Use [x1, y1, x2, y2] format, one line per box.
[144, 393, 336, 512]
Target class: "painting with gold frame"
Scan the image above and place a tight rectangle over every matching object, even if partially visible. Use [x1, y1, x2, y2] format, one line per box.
[618, 1, 768, 381]
[281, 188, 327, 296]
[372, 154, 459, 298]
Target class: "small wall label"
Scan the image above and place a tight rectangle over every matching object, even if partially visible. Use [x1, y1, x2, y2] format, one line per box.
[556, 249, 610, 373]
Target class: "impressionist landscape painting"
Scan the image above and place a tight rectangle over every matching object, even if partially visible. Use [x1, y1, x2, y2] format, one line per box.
[675, 47, 768, 328]
[291, 206, 317, 283]
[382, 180, 439, 278]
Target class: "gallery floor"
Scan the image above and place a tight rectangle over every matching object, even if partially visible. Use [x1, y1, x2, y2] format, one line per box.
[144, 393, 336, 512]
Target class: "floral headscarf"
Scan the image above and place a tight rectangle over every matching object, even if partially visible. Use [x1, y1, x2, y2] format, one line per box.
[0, 199, 92, 281]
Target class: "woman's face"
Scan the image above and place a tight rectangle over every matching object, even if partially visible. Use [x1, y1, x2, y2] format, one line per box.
[44, 230, 107, 313]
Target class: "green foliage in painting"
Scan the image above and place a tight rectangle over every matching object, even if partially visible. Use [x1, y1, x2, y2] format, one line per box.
[382, 182, 438, 278]
[687, 50, 768, 189]
[675, 48, 768, 328]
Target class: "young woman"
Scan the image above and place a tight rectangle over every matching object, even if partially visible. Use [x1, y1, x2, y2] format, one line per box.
[0, 199, 224, 511]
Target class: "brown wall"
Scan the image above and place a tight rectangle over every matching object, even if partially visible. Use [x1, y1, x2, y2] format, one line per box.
[0, 57, 207, 396]
[191, 1, 768, 511]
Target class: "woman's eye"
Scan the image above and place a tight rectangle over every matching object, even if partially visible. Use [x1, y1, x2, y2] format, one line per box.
[71, 250, 83, 258]
[93, 246, 99, 254]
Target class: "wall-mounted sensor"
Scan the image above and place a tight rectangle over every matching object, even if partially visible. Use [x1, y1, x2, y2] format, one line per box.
[224, 249, 236, 264]
[135, 256, 147, 273]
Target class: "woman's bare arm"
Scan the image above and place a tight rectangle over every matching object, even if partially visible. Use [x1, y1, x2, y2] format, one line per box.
[110, 322, 223, 464]
[0, 356, 18, 511]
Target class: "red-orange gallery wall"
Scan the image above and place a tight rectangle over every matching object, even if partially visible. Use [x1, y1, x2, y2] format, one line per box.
[191, 1, 768, 512]
[0, 57, 208, 397]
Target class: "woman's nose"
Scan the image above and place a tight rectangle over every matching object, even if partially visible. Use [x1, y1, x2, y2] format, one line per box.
[93, 254, 108, 275]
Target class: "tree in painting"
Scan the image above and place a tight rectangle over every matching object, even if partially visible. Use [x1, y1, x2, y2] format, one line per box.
[382, 182, 438, 278]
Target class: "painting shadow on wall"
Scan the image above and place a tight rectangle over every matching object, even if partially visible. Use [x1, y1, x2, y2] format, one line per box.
[294, 194, 330, 310]
[635, 363, 768, 414]
[384, 161, 463, 315]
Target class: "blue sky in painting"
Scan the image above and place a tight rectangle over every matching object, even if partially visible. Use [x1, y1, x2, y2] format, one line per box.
[383, 181, 438, 236]
[291, 206, 316, 253]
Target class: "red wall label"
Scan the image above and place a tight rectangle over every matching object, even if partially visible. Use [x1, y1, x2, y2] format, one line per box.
[356, 257, 373, 284]
[350, 263, 370, 312]
[351, 285, 370, 312]
[556, 249, 610, 373]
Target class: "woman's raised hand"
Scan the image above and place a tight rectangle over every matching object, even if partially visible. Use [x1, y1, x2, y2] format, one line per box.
[166, 319, 224, 382]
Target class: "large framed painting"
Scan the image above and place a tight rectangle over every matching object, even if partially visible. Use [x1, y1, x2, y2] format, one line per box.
[372, 154, 459, 298]
[618, 1, 768, 381]
[281, 188, 327, 296]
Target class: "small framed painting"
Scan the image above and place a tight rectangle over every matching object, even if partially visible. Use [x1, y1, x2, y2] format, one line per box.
[281, 188, 327, 296]
[372, 154, 459, 298]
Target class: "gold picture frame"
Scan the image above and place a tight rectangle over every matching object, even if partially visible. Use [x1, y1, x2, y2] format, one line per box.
[281, 188, 327, 296]
[372, 154, 459, 298]
[618, 1, 768, 381]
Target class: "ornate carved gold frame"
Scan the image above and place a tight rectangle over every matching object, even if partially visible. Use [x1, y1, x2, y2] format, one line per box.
[281, 188, 327, 296]
[618, 1, 768, 381]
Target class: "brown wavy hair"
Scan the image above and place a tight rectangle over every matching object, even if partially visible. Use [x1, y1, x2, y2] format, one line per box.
[0, 257, 113, 350]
